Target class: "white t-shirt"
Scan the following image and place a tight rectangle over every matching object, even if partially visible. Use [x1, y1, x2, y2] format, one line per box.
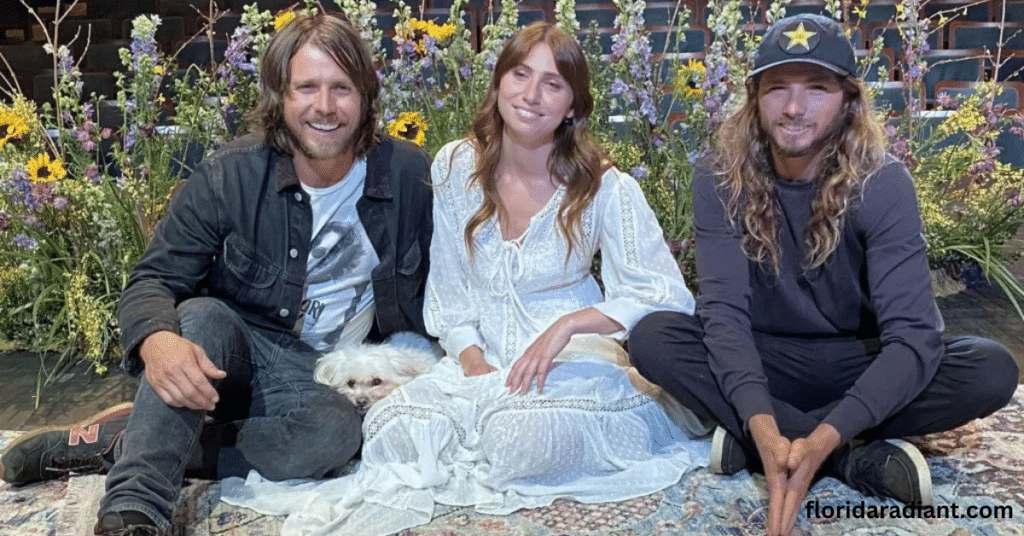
[298, 158, 379, 352]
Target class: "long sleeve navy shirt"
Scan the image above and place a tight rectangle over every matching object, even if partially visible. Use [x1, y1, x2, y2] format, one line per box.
[693, 156, 944, 442]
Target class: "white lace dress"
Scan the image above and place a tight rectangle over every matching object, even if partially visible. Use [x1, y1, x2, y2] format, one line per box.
[219, 140, 710, 536]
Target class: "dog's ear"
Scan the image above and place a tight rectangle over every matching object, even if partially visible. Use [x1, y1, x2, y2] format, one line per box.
[314, 354, 344, 387]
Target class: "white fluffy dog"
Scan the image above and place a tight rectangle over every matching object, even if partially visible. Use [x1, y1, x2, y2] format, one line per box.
[314, 332, 440, 413]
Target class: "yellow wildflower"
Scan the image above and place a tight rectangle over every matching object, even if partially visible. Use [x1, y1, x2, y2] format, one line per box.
[400, 19, 455, 55]
[154, 64, 165, 75]
[939, 94, 985, 136]
[674, 58, 706, 99]
[0, 107, 30, 148]
[424, 20, 455, 42]
[274, 11, 296, 31]
[27, 153, 67, 183]
[387, 111, 428, 146]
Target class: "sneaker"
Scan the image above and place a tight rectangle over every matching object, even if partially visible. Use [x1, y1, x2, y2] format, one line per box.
[836, 439, 933, 506]
[709, 426, 748, 475]
[1, 402, 132, 486]
[94, 510, 164, 536]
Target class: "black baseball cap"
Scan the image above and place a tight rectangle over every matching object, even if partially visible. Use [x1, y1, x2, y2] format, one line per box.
[750, 13, 855, 78]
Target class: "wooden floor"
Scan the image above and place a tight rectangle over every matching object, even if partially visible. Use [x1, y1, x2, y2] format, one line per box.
[2, 232, 1023, 431]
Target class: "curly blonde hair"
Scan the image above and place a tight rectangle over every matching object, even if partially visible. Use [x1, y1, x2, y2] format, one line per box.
[714, 72, 886, 274]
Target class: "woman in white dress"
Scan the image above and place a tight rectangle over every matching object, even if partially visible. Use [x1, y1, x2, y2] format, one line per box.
[221, 22, 709, 536]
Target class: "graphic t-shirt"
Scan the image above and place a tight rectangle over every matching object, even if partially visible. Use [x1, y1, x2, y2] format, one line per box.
[298, 158, 379, 352]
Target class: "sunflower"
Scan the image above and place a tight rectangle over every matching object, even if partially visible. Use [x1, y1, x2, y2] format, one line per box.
[674, 58, 706, 99]
[0, 108, 30, 149]
[274, 11, 296, 32]
[27, 153, 67, 183]
[387, 112, 428, 146]
[400, 19, 456, 56]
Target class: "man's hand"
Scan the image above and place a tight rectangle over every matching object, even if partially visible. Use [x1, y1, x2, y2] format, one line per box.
[778, 424, 841, 536]
[459, 346, 497, 377]
[139, 330, 226, 411]
[505, 317, 572, 395]
[749, 415, 842, 536]
[749, 414, 792, 536]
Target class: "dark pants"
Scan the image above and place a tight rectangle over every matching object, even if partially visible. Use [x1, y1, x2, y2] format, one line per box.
[99, 298, 362, 530]
[628, 311, 1018, 463]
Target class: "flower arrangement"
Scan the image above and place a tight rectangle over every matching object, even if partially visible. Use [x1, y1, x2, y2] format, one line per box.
[1, 0, 1022, 378]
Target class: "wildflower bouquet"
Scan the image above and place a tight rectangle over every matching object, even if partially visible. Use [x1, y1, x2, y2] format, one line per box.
[2, 0, 1022, 377]
[878, 0, 1024, 311]
[0, 2, 247, 376]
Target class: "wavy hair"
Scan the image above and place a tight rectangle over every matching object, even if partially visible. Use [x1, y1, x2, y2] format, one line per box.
[714, 71, 886, 274]
[463, 22, 608, 260]
[251, 13, 380, 157]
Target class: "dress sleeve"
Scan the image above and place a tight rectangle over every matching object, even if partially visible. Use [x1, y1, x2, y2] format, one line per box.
[691, 166, 774, 424]
[591, 169, 696, 335]
[423, 142, 487, 360]
[821, 161, 944, 442]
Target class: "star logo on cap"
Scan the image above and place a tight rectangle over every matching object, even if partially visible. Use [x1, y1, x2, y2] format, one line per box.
[783, 22, 817, 51]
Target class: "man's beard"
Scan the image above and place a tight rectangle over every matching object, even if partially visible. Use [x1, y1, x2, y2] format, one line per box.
[288, 124, 355, 161]
[767, 109, 846, 160]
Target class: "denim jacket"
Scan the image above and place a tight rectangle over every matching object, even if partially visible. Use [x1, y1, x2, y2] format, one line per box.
[117, 134, 433, 374]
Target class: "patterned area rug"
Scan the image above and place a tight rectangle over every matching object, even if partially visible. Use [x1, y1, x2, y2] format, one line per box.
[3, 386, 1024, 536]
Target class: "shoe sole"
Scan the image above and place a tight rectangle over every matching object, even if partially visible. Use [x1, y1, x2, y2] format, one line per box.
[0, 402, 133, 480]
[885, 439, 934, 506]
[709, 426, 727, 474]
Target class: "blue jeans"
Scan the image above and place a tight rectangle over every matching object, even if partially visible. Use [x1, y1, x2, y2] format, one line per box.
[99, 298, 361, 530]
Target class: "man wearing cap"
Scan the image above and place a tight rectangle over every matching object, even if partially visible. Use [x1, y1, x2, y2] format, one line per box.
[628, 13, 1017, 536]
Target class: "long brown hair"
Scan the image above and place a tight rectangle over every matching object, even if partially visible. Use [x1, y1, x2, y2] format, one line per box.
[714, 71, 886, 274]
[252, 13, 380, 157]
[463, 22, 608, 259]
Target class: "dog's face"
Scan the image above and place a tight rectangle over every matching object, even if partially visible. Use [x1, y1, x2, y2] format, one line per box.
[335, 363, 405, 413]
[314, 344, 436, 414]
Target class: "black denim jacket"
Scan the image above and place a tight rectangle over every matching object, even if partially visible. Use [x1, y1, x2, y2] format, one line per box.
[117, 134, 433, 374]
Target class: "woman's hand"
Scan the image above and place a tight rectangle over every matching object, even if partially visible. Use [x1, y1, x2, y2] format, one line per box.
[459, 346, 497, 377]
[506, 317, 573, 395]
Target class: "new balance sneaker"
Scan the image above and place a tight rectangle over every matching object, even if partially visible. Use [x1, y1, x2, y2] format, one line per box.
[1, 402, 132, 486]
[94, 510, 164, 536]
[709, 426, 749, 475]
[835, 439, 933, 506]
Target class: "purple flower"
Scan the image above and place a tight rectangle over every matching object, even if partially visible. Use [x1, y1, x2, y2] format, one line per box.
[460, 64, 472, 79]
[423, 35, 439, 56]
[53, 196, 69, 210]
[14, 234, 37, 250]
[100, 127, 112, 139]
[935, 91, 957, 110]
[130, 33, 159, 70]
[905, 63, 923, 81]
[84, 163, 100, 183]
[611, 79, 628, 96]
[124, 128, 137, 151]
[83, 140, 97, 152]
[434, 98, 445, 110]
[631, 166, 649, 179]
[0, 210, 9, 231]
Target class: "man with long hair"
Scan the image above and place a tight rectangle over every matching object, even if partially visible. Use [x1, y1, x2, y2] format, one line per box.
[629, 13, 1017, 536]
[0, 13, 432, 535]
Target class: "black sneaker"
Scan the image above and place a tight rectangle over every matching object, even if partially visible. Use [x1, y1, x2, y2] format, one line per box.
[1, 402, 132, 486]
[94, 510, 164, 536]
[836, 439, 933, 506]
[709, 426, 748, 475]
